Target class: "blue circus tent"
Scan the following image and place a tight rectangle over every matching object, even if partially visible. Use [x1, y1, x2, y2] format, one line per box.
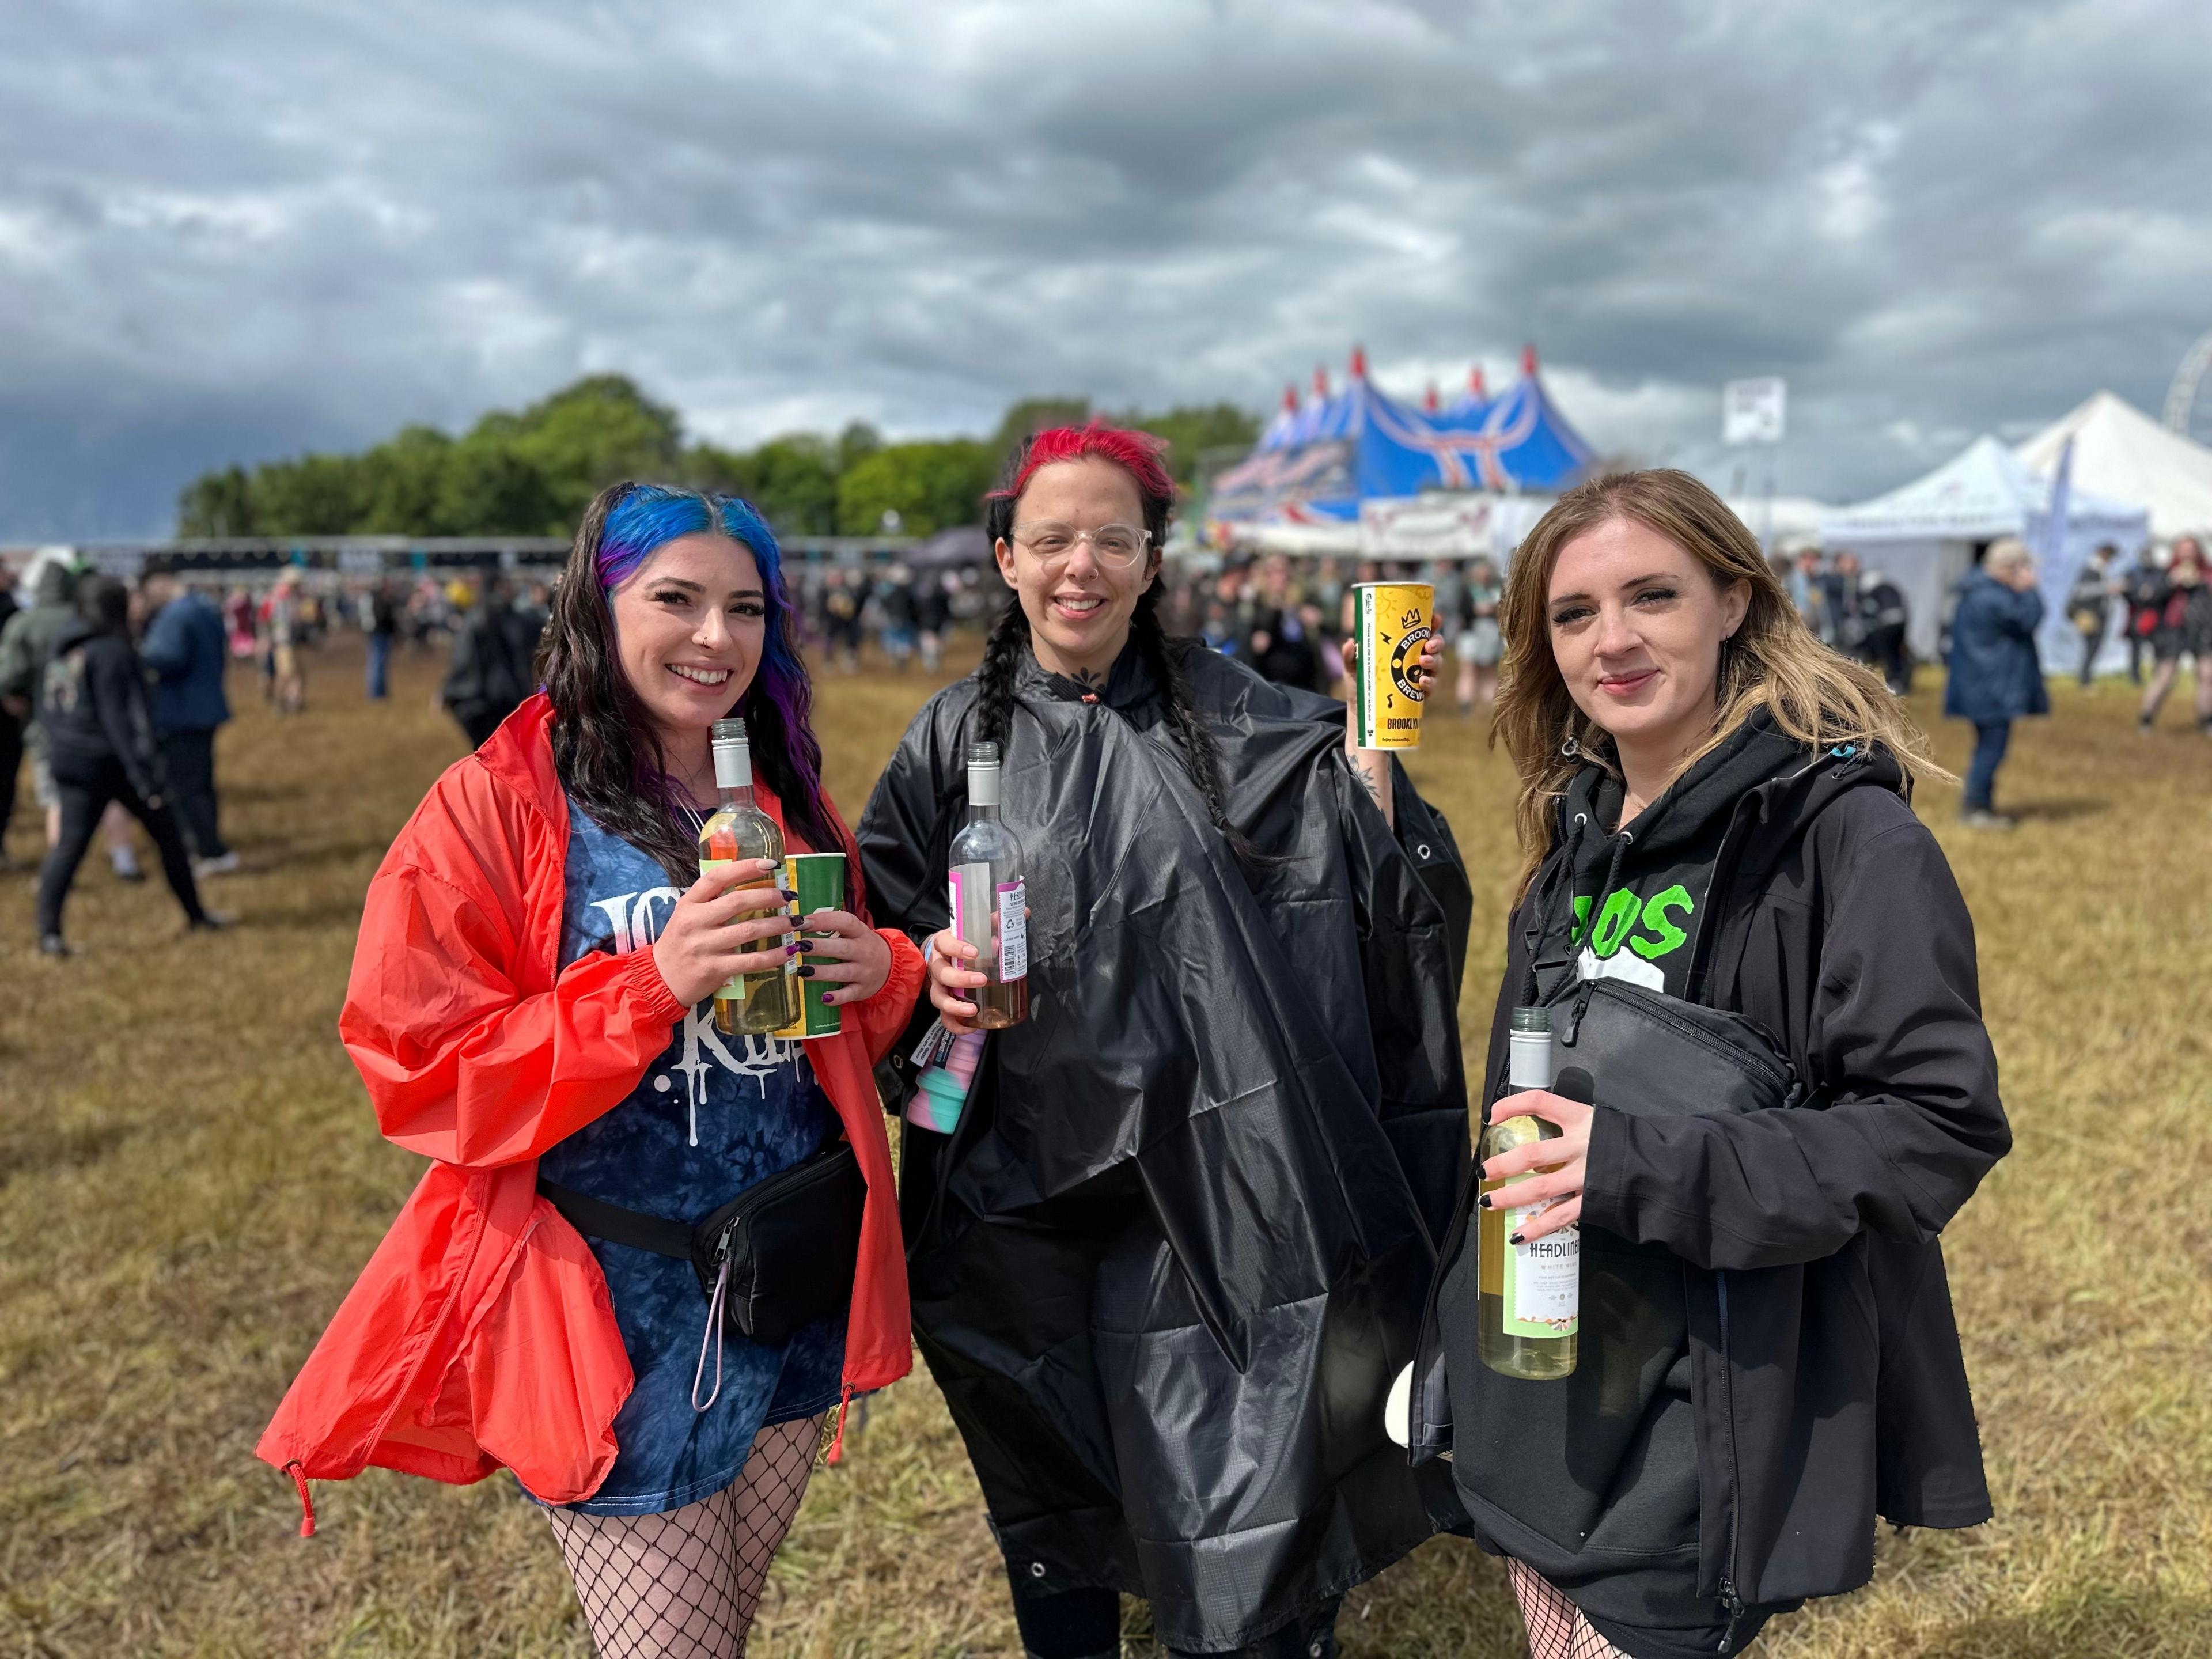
[1208, 347, 1594, 528]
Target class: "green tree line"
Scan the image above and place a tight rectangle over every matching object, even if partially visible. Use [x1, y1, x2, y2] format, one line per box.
[176, 377, 1257, 541]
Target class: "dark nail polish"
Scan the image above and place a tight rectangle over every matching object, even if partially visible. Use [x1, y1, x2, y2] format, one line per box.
[1476, 1194, 1492, 1210]
[820, 992, 835, 1005]
[786, 941, 802, 954]
[781, 889, 800, 902]
[1509, 1233, 1525, 1246]
[796, 965, 815, 978]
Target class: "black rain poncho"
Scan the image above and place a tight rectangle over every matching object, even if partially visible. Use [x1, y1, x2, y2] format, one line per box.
[858, 641, 1473, 1652]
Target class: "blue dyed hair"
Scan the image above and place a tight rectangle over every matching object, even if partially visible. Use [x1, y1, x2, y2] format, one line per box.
[547, 481, 850, 903]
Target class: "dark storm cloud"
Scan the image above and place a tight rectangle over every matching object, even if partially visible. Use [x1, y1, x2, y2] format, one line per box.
[2, 0, 2209, 535]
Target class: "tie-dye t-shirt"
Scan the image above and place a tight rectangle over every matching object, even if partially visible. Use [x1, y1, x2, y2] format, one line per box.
[535, 796, 844, 1515]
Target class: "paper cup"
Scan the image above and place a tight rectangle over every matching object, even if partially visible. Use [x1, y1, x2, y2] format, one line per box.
[1351, 582, 1434, 749]
[774, 852, 846, 1040]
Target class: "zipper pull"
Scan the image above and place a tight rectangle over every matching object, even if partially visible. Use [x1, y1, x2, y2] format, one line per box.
[1717, 1580, 1747, 1653]
[1562, 979, 1596, 1046]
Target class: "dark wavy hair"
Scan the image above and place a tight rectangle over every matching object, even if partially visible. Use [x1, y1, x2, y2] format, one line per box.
[537, 481, 859, 903]
[974, 423, 1264, 866]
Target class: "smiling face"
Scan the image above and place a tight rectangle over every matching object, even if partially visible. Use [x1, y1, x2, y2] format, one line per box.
[607, 532, 767, 747]
[994, 457, 1158, 680]
[1546, 516, 1749, 763]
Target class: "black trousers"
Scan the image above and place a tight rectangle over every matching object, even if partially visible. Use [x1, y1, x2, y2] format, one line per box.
[158, 726, 229, 858]
[37, 760, 206, 938]
[0, 710, 22, 851]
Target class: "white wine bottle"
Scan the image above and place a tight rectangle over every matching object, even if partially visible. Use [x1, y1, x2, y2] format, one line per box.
[1478, 1006, 1579, 1379]
[947, 741, 1028, 1029]
[696, 718, 797, 1036]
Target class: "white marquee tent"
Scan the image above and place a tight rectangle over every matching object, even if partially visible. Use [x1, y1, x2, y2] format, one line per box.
[2014, 391, 2212, 541]
[1822, 435, 2149, 669]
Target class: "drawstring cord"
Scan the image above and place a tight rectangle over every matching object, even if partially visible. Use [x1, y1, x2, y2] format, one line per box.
[691, 1253, 732, 1413]
[284, 1460, 317, 1537]
[825, 1385, 854, 1465]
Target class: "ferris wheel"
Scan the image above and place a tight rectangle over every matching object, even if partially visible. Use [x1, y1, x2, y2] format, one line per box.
[2164, 327, 2212, 440]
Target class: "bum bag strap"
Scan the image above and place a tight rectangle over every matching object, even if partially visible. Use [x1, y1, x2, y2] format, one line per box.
[537, 1179, 694, 1260]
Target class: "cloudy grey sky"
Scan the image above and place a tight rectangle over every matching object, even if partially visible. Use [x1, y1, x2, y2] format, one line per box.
[3, 0, 2209, 537]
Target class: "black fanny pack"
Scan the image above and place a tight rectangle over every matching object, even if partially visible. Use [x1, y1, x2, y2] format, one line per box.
[1541, 974, 1802, 1119]
[539, 1139, 867, 1357]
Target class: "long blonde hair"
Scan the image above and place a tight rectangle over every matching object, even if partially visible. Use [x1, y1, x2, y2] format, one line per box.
[1492, 470, 1946, 903]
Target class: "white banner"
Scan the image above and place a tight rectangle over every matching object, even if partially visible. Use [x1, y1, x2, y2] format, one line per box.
[1723, 378, 1787, 445]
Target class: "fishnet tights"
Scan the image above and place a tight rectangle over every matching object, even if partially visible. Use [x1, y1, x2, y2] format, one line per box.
[547, 1414, 825, 1658]
[1507, 1559, 1630, 1659]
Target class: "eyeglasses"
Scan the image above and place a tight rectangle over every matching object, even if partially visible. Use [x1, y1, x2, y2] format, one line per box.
[1009, 521, 1152, 569]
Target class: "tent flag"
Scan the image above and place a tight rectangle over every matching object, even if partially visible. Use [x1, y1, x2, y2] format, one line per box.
[1207, 349, 1594, 529]
[2036, 435, 2074, 574]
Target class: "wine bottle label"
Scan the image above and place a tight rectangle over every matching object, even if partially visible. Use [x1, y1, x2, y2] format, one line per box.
[996, 880, 1028, 981]
[699, 858, 797, 997]
[949, 863, 994, 970]
[1502, 1206, 1580, 1337]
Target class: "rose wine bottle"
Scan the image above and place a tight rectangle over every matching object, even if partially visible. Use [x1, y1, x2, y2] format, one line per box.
[696, 718, 796, 1035]
[1478, 1006, 1579, 1379]
[947, 740, 1028, 1029]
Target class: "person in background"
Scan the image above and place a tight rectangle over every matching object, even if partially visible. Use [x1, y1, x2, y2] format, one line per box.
[1831, 551, 1912, 694]
[222, 586, 257, 661]
[2136, 535, 2211, 734]
[916, 569, 954, 673]
[264, 569, 308, 714]
[1944, 538, 2047, 830]
[1790, 547, 1832, 645]
[877, 563, 919, 671]
[2065, 542, 2122, 690]
[0, 570, 20, 866]
[2120, 544, 2168, 686]
[823, 567, 863, 672]
[365, 579, 400, 700]
[0, 556, 145, 881]
[1452, 555, 1505, 713]
[33, 578, 219, 955]
[439, 573, 541, 749]
[138, 571, 238, 877]
[1246, 554, 1323, 690]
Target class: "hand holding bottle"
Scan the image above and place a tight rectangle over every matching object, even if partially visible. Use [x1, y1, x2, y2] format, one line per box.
[652, 859, 801, 1007]
[1478, 1089, 1593, 1243]
[925, 928, 987, 1033]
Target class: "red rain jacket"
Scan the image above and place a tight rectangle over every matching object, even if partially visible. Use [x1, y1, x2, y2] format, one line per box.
[256, 695, 920, 1529]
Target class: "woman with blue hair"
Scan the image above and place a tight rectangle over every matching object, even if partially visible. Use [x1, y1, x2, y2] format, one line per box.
[259, 483, 924, 1657]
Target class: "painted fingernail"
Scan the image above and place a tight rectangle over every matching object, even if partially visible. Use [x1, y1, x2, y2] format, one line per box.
[820, 992, 835, 1005]
[781, 889, 800, 901]
[1509, 1233, 1525, 1245]
[786, 941, 803, 955]
[797, 965, 816, 978]
[1476, 1194, 1493, 1210]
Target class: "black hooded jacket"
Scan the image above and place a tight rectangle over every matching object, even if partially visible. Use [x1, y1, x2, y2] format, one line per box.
[40, 615, 168, 801]
[1410, 716, 2010, 1639]
[859, 639, 1472, 1653]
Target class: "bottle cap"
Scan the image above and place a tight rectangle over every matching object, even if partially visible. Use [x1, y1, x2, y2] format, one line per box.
[968, 740, 1002, 808]
[711, 719, 751, 790]
[1511, 1006, 1550, 1033]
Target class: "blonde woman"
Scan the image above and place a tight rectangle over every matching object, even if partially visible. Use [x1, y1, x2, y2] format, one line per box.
[1407, 471, 2011, 1658]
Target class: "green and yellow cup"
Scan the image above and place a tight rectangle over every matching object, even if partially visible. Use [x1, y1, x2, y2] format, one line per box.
[774, 851, 846, 1040]
[1350, 581, 1435, 749]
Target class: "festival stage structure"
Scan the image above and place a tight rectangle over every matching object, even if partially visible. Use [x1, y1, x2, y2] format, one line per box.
[1206, 346, 1596, 555]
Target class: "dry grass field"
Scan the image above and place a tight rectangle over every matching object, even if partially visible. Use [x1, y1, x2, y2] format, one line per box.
[3, 632, 2209, 1658]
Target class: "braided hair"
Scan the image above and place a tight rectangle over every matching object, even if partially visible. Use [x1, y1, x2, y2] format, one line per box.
[974, 424, 1265, 866]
